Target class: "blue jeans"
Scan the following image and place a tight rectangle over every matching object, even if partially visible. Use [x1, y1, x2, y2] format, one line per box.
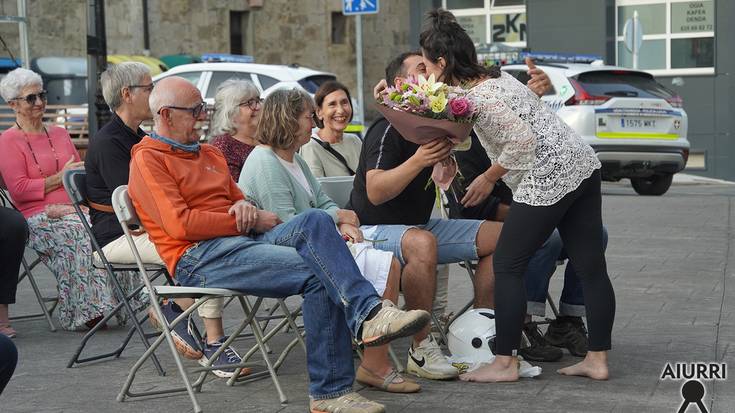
[525, 227, 609, 317]
[175, 209, 382, 399]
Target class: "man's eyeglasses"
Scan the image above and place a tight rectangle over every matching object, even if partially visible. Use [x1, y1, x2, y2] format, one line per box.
[11, 91, 47, 105]
[157, 102, 208, 118]
[239, 97, 263, 111]
[128, 84, 154, 93]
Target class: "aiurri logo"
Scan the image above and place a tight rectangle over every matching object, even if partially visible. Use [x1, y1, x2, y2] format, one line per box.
[660, 362, 727, 413]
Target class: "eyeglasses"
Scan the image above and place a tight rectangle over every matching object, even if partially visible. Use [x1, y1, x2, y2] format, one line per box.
[239, 97, 263, 111]
[157, 101, 207, 118]
[11, 91, 48, 105]
[128, 84, 154, 93]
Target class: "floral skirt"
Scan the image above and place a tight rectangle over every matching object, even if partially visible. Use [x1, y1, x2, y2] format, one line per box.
[27, 212, 145, 330]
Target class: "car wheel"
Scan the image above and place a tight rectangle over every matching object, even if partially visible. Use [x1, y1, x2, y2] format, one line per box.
[631, 173, 674, 196]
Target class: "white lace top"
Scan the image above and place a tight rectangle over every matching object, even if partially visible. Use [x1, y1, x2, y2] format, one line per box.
[468, 72, 601, 206]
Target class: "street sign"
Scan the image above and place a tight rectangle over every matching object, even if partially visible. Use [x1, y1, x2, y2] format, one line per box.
[343, 0, 379, 136]
[343, 0, 379, 15]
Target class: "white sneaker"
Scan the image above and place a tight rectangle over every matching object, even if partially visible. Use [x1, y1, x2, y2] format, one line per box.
[406, 334, 459, 380]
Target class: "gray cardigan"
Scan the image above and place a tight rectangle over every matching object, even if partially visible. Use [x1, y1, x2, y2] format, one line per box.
[238, 146, 339, 223]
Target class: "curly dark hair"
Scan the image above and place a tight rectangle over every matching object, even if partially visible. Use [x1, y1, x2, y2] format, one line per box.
[419, 8, 501, 85]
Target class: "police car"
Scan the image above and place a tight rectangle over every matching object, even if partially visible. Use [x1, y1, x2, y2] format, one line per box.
[502, 53, 690, 196]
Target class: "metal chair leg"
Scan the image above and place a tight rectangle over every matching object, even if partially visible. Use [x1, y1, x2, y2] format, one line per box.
[10, 257, 58, 332]
[67, 270, 165, 376]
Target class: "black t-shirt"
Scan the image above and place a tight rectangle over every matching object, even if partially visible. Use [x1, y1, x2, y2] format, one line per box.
[455, 132, 491, 187]
[347, 117, 436, 225]
[85, 114, 145, 247]
[443, 131, 513, 220]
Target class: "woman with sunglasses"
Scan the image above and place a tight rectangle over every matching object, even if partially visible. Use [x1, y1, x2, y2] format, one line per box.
[209, 79, 262, 182]
[300, 80, 362, 178]
[0, 68, 116, 331]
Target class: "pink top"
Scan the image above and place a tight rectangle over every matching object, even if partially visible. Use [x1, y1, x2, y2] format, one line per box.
[0, 125, 80, 218]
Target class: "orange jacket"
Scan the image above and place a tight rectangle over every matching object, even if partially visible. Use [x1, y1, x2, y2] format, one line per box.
[128, 136, 245, 275]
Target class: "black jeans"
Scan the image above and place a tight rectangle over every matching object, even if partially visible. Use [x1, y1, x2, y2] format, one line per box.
[493, 170, 616, 355]
[0, 207, 28, 305]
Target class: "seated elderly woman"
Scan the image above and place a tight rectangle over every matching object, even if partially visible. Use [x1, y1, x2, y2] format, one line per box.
[0, 68, 116, 330]
[209, 79, 261, 182]
[299, 81, 362, 177]
[238, 88, 420, 393]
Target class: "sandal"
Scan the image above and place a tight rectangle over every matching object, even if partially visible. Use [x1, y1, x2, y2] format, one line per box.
[0, 323, 16, 339]
[356, 365, 421, 393]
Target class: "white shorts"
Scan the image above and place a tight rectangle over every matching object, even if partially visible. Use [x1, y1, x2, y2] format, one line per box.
[350, 241, 393, 297]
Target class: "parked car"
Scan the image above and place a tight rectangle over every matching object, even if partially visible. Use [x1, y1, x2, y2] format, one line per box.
[502, 61, 690, 195]
[152, 62, 364, 135]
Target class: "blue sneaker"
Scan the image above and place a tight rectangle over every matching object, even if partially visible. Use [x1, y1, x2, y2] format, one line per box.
[198, 336, 250, 379]
[148, 301, 203, 360]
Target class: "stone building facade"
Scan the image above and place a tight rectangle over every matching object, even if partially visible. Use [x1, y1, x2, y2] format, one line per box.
[0, 0, 418, 119]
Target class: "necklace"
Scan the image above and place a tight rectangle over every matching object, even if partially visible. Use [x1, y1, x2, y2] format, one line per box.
[15, 121, 60, 178]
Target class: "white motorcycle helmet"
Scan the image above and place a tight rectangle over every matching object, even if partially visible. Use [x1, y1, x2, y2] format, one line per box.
[447, 308, 496, 363]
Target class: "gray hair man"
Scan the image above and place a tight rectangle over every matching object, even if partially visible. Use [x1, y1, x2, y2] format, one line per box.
[85, 64, 245, 378]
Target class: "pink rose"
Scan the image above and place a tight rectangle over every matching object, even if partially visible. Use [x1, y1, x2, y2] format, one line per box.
[448, 97, 471, 117]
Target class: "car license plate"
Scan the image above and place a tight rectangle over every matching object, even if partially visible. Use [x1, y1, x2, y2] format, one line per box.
[620, 117, 656, 129]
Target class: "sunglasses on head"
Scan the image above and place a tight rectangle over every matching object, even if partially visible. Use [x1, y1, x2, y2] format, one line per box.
[12, 91, 48, 105]
[157, 101, 208, 118]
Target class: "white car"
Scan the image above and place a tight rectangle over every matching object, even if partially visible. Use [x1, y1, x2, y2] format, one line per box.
[153, 62, 364, 133]
[502, 62, 690, 195]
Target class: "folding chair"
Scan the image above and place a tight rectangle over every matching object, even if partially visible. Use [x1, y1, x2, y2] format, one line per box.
[112, 185, 289, 412]
[1, 175, 58, 332]
[62, 170, 170, 374]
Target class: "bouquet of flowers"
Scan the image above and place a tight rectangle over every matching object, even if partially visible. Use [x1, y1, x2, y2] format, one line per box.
[376, 74, 478, 144]
[376, 74, 479, 190]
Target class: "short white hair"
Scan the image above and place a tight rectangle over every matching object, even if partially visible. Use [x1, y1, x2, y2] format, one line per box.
[211, 79, 260, 136]
[149, 83, 178, 124]
[0, 68, 43, 102]
[100, 62, 151, 111]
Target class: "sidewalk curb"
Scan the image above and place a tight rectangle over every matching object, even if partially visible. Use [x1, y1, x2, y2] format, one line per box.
[672, 173, 735, 186]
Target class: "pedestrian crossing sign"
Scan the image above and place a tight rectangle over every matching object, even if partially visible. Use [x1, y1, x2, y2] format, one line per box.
[343, 0, 379, 15]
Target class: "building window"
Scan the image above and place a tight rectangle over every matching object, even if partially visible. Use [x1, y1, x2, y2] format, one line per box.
[331, 12, 347, 44]
[615, 0, 715, 76]
[230, 11, 249, 55]
[443, 0, 527, 47]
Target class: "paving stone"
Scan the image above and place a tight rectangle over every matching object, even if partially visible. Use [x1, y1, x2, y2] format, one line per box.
[3, 182, 735, 412]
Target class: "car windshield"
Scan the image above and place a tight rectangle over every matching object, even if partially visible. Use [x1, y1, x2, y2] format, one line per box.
[575, 70, 676, 100]
[297, 75, 337, 94]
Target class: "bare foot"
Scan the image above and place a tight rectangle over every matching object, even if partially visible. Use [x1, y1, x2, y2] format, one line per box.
[460, 356, 519, 383]
[557, 351, 609, 380]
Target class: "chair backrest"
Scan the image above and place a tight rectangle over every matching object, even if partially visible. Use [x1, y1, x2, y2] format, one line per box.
[111, 185, 156, 292]
[317, 175, 355, 209]
[62, 169, 88, 207]
[112, 185, 140, 228]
